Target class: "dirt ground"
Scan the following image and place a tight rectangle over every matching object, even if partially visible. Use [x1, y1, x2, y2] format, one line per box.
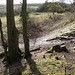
[0, 21, 75, 75]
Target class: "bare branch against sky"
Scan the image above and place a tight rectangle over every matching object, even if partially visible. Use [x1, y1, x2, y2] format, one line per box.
[0, 0, 73, 4]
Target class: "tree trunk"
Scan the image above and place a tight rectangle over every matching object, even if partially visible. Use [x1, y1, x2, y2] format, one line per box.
[7, 0, 21, 63]
[22, 0, 31, 58]
[53, 12, 54, 15]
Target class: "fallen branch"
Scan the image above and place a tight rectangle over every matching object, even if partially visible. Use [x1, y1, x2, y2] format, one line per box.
[30, 47, 41, 52]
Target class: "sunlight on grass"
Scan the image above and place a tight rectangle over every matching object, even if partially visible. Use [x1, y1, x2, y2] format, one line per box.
[0, 9, 6, 12]
[22, 55, 68, 75]
[0, 15, 20, 25]
[0, 12, 64, 26]
[15, 15, 20, 21]
[0, 16, 6, 25]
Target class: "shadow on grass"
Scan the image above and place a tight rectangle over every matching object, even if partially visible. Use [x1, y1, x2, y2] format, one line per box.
[4, 60, 26, 75]
[26, 57, 42, 75]
[4, 57, 42, 75]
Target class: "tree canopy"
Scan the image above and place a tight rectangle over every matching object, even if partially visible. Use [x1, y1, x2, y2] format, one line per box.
[37, 2, 64, 15]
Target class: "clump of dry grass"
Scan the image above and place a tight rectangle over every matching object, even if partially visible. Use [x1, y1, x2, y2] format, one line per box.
[65, 12, 75, 21]
[28, 13, 64, 30]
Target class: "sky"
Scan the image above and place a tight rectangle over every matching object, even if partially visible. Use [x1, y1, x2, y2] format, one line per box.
[0, 0, 73, 4]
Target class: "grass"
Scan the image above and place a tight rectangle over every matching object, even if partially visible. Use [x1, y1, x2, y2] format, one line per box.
[21, 53, 75, 75]
[29, 12, 64, 18]
[0, 12, 75, 31]
[0, 15, 20, 25]
[28, 6, 38, 9]
[0, 12, 54, 29]
[0, 9, 6, 12]
[0, 12, 75, 75]
[28, 12, 65, 29]
[15, 15, 20, 21]
[0, 16, 6, 25]
[22, 55, 68, 75]
[0, 12, 65, 25]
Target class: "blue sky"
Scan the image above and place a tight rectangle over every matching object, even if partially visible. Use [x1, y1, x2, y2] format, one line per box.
[0, 0, 73, 4]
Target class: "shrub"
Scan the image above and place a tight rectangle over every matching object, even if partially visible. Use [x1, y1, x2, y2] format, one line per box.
[57, 7, 64, 13]
[64, 8, 72, 12]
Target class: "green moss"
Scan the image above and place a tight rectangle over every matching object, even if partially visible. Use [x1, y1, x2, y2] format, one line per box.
[62, 55, 65, 59]
[34, 56, 67, 74]
[22, 70, 30, 75]
[46, 47, 53, 53]
[20, 54, 69, 75]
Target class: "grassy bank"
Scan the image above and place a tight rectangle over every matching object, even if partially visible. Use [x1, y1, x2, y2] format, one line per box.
[0, 12, 75, 32]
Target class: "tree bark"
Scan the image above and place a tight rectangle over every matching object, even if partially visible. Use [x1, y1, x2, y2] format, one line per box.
[22, 0, 31, 58]
[7, 0, 21, 63]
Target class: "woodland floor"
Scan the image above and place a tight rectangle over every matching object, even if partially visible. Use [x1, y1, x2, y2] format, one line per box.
[0, 20, 75, 75]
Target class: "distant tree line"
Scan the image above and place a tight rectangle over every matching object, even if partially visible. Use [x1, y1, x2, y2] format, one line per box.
[28, 3, 42, 7]
[37, 2, 75, 14]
